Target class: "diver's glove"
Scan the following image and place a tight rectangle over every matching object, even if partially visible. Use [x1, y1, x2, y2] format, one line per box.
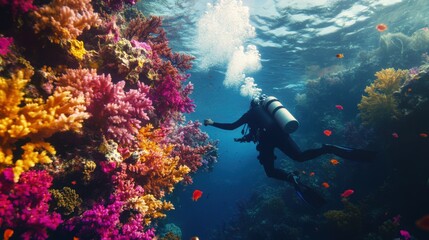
[204, 119, 214, 126]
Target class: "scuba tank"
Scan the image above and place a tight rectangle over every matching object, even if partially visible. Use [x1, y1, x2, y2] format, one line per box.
[261, 96, 299, 133]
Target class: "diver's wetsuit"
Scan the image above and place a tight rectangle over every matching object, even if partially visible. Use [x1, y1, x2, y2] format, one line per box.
[211, 105, 330, 183]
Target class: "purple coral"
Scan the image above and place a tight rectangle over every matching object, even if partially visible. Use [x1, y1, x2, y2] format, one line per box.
[0, 170, 62, 240]
[103, 0, 138, 12]
[150, 74, 195, 118]
[0, 0, 36, 15]
[0, 37, 13, 56]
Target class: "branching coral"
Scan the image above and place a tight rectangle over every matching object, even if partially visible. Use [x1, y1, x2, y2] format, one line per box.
[129, 124, 191, 196]
[0, 0, 36, 15]
[0, 70, 89, 182]
[358, 68, 408, 127]
[55, 68, 153, 148]
[0, 169, 63, 239]
[32, 0, 101, 43]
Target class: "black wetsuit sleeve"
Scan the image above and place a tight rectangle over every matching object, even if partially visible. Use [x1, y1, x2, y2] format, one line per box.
[211, 112, 249, 130]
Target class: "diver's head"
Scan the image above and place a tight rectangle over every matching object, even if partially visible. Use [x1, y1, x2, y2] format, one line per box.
[250, 94, 267, 108]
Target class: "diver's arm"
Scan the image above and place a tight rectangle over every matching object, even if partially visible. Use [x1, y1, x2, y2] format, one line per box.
[204, 113, 248, 130]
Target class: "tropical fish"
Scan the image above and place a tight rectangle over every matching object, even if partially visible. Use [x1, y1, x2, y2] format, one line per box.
[336, 53, 344, 59]
[399, 229, 411, 240]
[323, 130, 332, 136]
[340, 189, 354, 198]
[321, 182, 330, 188]
[330, 159, 340, 165]
[73, 237, 79, 240]
[309, 172, 315, 176]
[71, 180, 77, 185]
[419, 133, 428, 138]
[190, 237, 200, 240]
[376, 23, 388, 32]
[335, 105, 344, 110]
[392, 132, 399, 139]
[3, 229, 13, 240]
[416, 215, 429, 231]
[192, 190, 203, 201]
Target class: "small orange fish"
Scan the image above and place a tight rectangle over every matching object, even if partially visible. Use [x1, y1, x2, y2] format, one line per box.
[416, 215, 429, 231]
[3, 229, 14, 240]
[323, 130, 332, 137]
[419, 133, 428, 138]
[321, 182, 330, 188]
[309, 172, 315, 176]
[73, 237, 79, 240]
[330, 159, 340, 165]
[192, 190, 203, 201]
[336, 53, 344, 59]
[376, 23, 388, 32]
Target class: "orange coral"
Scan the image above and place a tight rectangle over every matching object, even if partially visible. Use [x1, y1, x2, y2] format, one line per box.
[129, 124, 190, 197]
[32, 0, 101, 43]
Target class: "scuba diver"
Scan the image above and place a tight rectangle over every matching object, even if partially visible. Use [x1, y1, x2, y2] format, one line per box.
[204, 94, 376, 210]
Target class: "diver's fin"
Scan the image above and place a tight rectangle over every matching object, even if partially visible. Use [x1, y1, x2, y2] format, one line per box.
[294, 182, 326, 210]
[323, 144, 377, 162]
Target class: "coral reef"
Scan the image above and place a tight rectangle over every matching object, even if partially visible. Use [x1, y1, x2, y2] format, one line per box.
[0, 1, 217, 239]
[32, 0, 101, 44]
[358, 68, 408, 128]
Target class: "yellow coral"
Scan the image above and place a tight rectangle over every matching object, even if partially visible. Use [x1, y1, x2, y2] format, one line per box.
[50, 187, 82, 215]
[358, 68, 408, 126]
[0, 70, 89, 182]
[68, 39, 86, 60]
[128, 194, 174, 225]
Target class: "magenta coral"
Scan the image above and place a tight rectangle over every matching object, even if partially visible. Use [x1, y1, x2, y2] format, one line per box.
[0, 0, 36, 15]
[103, 0, 138, 12]
[0, 169, 62, 240]
[150, 74, 195, 119]
[0, 37, 13, 56]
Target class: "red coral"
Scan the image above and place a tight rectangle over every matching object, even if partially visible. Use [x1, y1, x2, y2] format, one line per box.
[0, 0, 36, 15]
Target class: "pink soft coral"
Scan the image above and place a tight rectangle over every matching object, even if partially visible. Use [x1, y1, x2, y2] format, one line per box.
[0, 37, 13, 56]
[56, 69, 154, 147]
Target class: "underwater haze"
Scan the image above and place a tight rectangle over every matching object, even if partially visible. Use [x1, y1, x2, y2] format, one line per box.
[142, 0, 429, 239]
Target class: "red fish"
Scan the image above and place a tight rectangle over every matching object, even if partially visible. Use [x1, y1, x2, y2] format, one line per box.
[3, 229, 13, 240]
[419, 133, 428, 138]
[341, 189, 354, 198]
[376, 23, 388, 32]
[330, 159, 340, 165]
[309, 172, 315, 176]
[321, 182, 330, 188]
[323, 130, 332, 136]
[392, 132, 399, 139]
[336, 53, 344, 59]
[335, 105, 344, 110]
[192, 190, 203, 201]
[416, 215, 429, 231]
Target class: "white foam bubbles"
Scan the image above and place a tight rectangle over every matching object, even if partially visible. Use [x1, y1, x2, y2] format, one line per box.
[195, 0, 256, 70]
[224, 45, 261, 88]
[240, 77, 262, 98]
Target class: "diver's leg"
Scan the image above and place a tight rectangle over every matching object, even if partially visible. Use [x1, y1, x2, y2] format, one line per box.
[279, 135, 328, 162]
[257, 140, 295, 182]
[322, 144, 376, 162]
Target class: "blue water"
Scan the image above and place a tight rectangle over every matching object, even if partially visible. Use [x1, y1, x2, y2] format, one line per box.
[139, 0, 429, 239]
